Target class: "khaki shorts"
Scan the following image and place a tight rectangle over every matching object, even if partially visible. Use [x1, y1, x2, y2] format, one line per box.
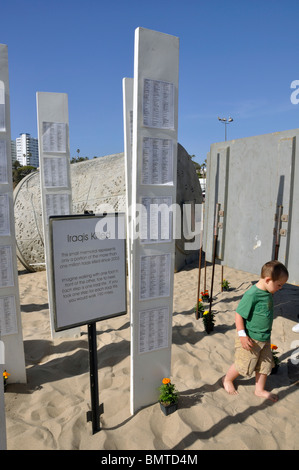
[234, 335, 274, 376]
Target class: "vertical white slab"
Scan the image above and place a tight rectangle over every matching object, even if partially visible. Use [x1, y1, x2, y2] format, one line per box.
[0, 366, 6, 450]
[122, 77, 133, 310]
[36, 92, 80, 339]
[0, 44, 26, 384]
[130, 28, 179, 414]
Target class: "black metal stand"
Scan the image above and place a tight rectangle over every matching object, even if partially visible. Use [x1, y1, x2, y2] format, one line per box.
[86, 322, 103, 434]
[209, 203, 220, 314]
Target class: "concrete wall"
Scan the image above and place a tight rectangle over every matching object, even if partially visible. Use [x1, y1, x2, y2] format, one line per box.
[204, 128, 299, 284]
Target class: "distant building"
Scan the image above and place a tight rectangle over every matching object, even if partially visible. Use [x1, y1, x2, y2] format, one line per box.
[11, 140, 16, 162]
[16, 133, 39, 167]
[198, 177, 206, 196]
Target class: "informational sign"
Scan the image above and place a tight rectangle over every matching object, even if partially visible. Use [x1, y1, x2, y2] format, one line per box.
[0, 245, 13, 288]
[0, 140, 8, 183]
[139, 253, 171, 299]
[140, 196, 172, 243]
[42, 121, 67, 153]
[141, 137, 174, 185]
[0, 295, 17, 336]
[0, 194, 10, 236]
[43, 157, 69, 188]
[0, 81, 5, 132]
[139, 306, 169, 354]
[45, 193, 70, 221]
[143, 79, 174, 129]
[49, 214, 127, 331]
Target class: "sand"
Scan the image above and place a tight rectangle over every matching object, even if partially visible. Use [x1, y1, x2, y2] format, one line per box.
[4, 260, 299, 450]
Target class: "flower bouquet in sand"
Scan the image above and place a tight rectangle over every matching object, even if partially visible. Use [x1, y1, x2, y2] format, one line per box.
[271, 344, 280, 374]
[194, 298, 204, 318]
[201, 290, 210, 302]
[3, 370, 10, 392]
[222, 279, 230, 291]
[203, 309, 215, 334]
[158, 378, 179, 416]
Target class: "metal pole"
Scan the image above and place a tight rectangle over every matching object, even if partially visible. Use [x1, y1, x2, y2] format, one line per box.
[209, 203, 220, 315]
[274, 205, 283, 260]
[196, 245, 202, 320]
[87, 322, 102, 434]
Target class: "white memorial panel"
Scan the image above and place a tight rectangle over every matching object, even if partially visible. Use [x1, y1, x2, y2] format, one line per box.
[0, 44, 26, 385]
[37, 92, 79, 338]
[0, 370, 6, 450]
[122, 77, 134, 306]
[129, 28, 179, 413]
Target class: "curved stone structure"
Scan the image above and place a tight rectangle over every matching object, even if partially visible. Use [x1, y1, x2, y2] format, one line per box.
[13, 144, 202, 272]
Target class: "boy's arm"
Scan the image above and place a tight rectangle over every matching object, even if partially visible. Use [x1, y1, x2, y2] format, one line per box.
[235, 312, 254, 350]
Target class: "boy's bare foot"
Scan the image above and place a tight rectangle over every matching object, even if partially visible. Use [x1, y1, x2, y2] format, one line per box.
[222, 376, 238, 395]
[254, 389, 278, 402]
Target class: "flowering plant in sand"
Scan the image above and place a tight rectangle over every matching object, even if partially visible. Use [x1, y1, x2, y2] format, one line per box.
[271, 344, 280, 366]
[222, 279, 230, 291]
[203, 309, 215, 334]
[158, 378, 179, 406]
[3, 370, 10, 390]
[201, 290, 210, 301]
[194, 298, 204, 316]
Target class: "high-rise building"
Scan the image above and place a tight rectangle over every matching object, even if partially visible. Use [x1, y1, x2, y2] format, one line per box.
[11, 140, 16, 162]
[16, 133, 39, 167]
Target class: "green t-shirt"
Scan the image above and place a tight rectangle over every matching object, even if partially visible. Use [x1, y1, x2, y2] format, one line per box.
[236, 284, 273, 341]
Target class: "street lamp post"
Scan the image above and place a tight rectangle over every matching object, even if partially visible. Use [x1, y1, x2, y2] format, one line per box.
[218, 116, 233, 141]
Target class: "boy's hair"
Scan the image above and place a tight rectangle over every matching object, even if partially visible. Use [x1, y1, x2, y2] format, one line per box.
[261, 260, 289, 281]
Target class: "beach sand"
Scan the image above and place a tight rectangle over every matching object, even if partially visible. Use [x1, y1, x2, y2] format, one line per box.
[4, 260, 299, 450]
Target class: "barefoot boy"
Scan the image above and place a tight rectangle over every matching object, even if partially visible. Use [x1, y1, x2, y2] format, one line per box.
[223, 260, 288, 402]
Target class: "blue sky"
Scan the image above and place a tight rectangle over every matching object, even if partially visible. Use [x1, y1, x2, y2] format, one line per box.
[1, 0, 299, 164]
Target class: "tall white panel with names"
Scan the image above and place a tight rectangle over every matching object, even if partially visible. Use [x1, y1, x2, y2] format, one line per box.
[0, 44, 26, 383]
[36, 92, 80, 338]
[0, 43, 27, 449]
[130, 28, 179, 414]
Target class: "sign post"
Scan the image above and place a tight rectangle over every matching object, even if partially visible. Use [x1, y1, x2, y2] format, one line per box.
[87, 322, 103, 434]
[48, 213, 126, 433]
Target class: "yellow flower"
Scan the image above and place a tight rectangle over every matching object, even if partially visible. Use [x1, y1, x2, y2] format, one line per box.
[162, 378, 171, 385]
[203, 310, 209, 316]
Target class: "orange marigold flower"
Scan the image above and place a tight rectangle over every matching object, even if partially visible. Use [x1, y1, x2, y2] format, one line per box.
[198, 298, 202, 302]
[162, 378, 171, 385]
[271, 344, 278, 350]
